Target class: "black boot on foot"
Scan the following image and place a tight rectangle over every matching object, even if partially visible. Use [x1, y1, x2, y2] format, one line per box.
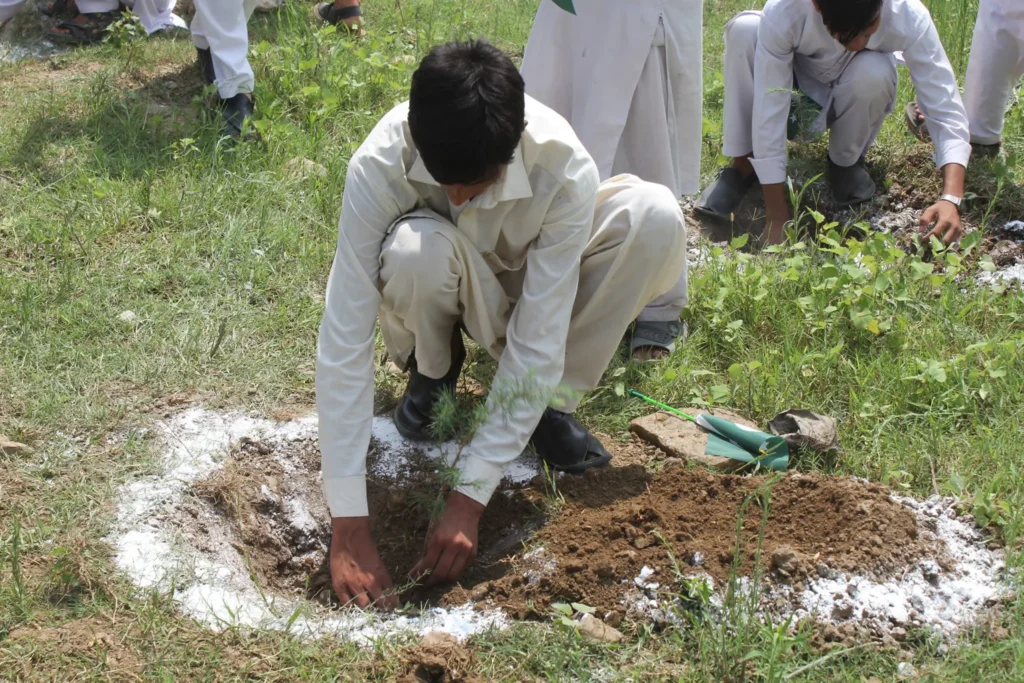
[530, 408, 612, 474]
[196, 47, 215, 86]
[222, 93, 255, 138]
[393, 330, 467, 441]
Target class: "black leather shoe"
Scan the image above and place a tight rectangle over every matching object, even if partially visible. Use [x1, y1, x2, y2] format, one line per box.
[393, 330, 467, 442]
[222, 93, 255, 138]
[196, 47, 215, 86]
[694, 167, 757, 221]
[530, 408, 612, 474]
[829, 156, 875, 208]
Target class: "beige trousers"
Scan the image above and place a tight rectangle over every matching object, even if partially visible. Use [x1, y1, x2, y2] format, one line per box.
[378, 175, 687, 413]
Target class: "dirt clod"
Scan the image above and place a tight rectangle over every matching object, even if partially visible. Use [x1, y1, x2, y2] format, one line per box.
[397, 632, 479, 683]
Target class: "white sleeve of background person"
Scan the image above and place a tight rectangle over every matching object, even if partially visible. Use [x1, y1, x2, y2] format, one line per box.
[750, 11, 797, 185]
[901, 17, 971, 170]
[317, 127, 410, 519]
[455, 183, 598, 507]
[0, 0, 28, 23]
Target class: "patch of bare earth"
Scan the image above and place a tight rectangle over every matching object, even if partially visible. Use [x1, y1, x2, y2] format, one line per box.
[5, 616, 141, 678]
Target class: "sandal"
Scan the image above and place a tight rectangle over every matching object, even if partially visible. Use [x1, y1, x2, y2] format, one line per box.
[47, 11, 119, 44]
[905, 101, 930, 143]
[40, 0, 76, 18]
[530, 409, 613, 474]
[315, 1, 364, 34]
[629, 320, 687, 360]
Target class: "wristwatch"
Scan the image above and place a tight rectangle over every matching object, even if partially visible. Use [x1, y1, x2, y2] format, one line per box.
[939, 194, 962, 212]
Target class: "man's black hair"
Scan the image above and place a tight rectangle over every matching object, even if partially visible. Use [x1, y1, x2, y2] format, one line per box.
[817, 0, 884, 46]
[408, 39, 526, 186]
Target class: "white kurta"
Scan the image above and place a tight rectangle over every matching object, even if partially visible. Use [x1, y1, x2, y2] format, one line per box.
[727, 0, 970, 185]
[963, 0, 1024, 145]
[520, 0, 703, 198]
[317, 97, 686, 518]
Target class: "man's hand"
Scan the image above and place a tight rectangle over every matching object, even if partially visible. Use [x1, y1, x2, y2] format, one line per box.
[409, 491, 484, 586]
[919, 200, 963, 246]
[762, 183, 791, 246]
[330, 517, 399, 610]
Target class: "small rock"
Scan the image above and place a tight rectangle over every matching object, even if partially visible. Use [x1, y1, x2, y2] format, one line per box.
[684, 551, 704, 567]
[832, 604, 854, 620]
[577, 613, 624, 643]
[469, 585, 489, 602]
[145, 102, 171, 117]
[891, 627, 907, 642]
[0, 439, 33, 456]
[632, 536, 653, 550]
[285, 157, 328, 180]
[603, 610, 624, 628]
[564, 560, 585, 574]
[771, 546, 798, 574]
[594, 565, 616, 580]
[117, 310, 139, 325]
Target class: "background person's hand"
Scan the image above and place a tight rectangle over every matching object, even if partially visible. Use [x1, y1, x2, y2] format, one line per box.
[329, 517, 399, 610]
[409, 491, 484, 586]
[919, 199, 963, 246]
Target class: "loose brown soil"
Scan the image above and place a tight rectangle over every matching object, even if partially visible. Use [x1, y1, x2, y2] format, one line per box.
[184, 429, 939, 625]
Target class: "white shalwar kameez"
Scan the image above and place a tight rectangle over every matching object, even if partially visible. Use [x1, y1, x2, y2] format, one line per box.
[963, 0, 1024, 146]
[721, 0, 971, 185]
[0, 0, 185, 33]
[316, 96, 687, 518]
[520, 0, 701, 323]
[190, 0, 259, 99]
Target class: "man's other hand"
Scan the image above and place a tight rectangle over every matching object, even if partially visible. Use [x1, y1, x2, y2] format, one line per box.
[410, 491, 484, 586]
[919, 199, 963, 246]
[330, 517, 399, 610]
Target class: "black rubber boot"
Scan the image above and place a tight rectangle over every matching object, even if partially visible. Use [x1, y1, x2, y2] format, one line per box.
[828, 157, 875, 208]
[196, 47, 215, 86]
[694, 167, 757, 221]
[530, 408, 612, 474]
[393, 329, 467, 442]
[222, 93, 255, 138]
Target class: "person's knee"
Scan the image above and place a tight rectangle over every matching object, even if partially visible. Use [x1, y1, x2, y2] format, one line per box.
[381, 219, 459, 293]
[841, 51, 897, 102]
[628, 182, 686, 263]
[724, 12, 761, 57]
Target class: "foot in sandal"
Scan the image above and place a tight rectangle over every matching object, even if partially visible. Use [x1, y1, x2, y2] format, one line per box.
[47, 11, 118, 45]
[315, 0, 364, 35]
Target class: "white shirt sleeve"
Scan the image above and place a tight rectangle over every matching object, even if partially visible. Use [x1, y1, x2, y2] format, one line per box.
[317, 149, 409, 519]
[901, 21, 971, 170]
[454, 178, 598, 506]
[750, 14, 797, 185]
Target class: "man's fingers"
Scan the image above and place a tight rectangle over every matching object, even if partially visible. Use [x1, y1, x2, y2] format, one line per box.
[448, 550, 474, 584]
[351, 582, 372, 609]
[944, 224, 962, 246]
[426, 548, 460, 586]
[919, 207, 937, 231]
[410, 540, 442, 582]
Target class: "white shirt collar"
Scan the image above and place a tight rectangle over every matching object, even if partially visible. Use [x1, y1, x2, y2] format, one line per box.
[406, 142, 534, 206]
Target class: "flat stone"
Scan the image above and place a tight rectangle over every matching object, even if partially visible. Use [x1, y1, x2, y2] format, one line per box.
[630, 410, 756, 471]
[0, 439, 33, 456]
[577, 613, 624, 643]
[285, 157, 327, 180]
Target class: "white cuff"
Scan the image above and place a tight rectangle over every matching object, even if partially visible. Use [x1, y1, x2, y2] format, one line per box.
[935, 139, 971, 171]
[323, 475, 369, 518]
[749, 155, 788, 185]
[454, 455, 507, 508]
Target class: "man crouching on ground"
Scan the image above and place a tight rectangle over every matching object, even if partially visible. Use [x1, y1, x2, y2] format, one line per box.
[316, 39, 687, 608]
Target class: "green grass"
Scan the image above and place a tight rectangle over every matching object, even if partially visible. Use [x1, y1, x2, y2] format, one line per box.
[2, 0, 1023, 680]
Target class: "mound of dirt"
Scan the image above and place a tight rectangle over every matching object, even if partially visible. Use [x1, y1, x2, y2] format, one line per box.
[455, 466, 930, 619]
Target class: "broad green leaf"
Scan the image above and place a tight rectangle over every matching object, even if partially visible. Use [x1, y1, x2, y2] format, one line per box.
[550, 0, 576, 13]
[728, 363, 744, 379]
[552, 603, 573, 616]
[571, 603, 596, 615]
[730, 233, 750, 250]
[865, 319, 881, 335]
